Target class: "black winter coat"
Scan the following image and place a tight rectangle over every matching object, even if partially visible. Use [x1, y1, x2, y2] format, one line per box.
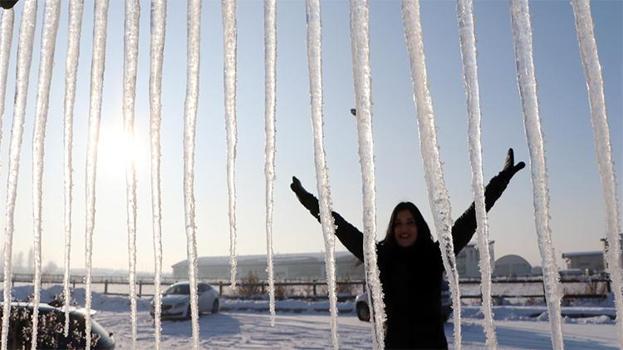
[308, 171, 513, 349]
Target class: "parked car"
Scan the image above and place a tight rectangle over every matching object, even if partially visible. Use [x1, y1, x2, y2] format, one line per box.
[0, 302, 115, 349]
[355, 279, 452, 322]
[151, 281, 220, 320]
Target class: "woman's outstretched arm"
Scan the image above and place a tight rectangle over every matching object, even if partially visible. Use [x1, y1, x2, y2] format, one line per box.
[451, 148, 525, 254]
[290, 177, 365, 262]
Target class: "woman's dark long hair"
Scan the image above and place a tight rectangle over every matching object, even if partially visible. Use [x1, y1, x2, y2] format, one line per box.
[383, 202, 432, 248]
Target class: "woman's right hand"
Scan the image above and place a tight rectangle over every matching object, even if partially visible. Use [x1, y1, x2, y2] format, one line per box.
[290, 176, 320, 218]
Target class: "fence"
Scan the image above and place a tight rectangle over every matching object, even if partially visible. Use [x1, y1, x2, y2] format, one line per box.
[2, 273, 612, 302]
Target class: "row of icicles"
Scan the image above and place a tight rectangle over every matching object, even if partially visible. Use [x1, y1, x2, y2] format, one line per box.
[0, 1, 620, 350]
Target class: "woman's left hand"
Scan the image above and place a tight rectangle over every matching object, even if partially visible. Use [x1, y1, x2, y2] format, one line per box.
[501, 148, 525, 178]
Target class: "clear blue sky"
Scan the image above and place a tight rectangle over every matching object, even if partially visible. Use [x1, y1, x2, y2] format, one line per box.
[0, 0, 621, 274]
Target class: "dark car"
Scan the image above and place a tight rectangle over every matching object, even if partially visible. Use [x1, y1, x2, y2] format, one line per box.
[0, 302, 115, 349]
[355, 279, 452, 322]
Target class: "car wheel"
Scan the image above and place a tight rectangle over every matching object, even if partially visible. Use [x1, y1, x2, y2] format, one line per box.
[356, 302, 370, 322]
[212, 299, 219, 314]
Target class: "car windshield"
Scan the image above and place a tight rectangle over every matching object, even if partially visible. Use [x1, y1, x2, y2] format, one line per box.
[164, 284, 190, 295]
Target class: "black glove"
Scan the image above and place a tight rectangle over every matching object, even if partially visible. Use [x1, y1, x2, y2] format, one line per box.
[484, 148, 525, 210]
[499, 148, 525, 180]
[290, 176, 320, 219]
[0, 1, 19, 10]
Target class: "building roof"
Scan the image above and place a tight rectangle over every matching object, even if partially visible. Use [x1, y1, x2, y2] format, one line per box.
[562, 251, 603, 258]
[600, 233, 623, 241]
[172, 251, 355, 269]
[465, 240, 495, 248]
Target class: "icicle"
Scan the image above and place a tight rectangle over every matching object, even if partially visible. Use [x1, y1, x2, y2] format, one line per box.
[455, 0, 496, 347]
[149, 0, 166, 348]
[123, 0, 140, 347]
[509, 1, 564, 349]
[304, 1, 339, 348]
[0, 8, 14, 154]
[263, 0, 277, 327]
[570, 0, 623, 345]
[62, 0, 84, 337]
[222, 0, 239, 289]
[348, 1, 385, 349]
[0, 1, 37, 349]
[184, 0, 201, 348]
[401, 1, 463, 349]
[84, 1, 109, 349]
[30, 1, 61, 348]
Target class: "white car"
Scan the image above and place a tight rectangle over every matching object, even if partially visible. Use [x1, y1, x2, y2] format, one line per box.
[151, 281, 220, 320]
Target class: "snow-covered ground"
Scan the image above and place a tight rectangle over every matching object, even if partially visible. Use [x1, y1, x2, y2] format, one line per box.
[96, 308, 619, 349]
[3, 285, 620, 349]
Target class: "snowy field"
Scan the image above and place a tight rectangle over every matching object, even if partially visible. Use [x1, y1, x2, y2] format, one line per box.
[3, 286, 620, 349]
[97, 309, 619, 349]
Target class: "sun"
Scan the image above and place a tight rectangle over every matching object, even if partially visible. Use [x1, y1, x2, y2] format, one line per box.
[98, 123, 145, 179]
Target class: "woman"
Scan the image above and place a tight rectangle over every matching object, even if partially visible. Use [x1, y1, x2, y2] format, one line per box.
[290, 148, 525, 349]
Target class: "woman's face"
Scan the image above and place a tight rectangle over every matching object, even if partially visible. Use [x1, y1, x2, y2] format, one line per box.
[393, 209, 419, 248]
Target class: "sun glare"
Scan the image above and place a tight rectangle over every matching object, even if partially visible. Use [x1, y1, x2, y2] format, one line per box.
[98, 124, 145, 178]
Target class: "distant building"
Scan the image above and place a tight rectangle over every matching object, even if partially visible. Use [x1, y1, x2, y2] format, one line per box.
[171, 252, 364, 281]
[456, 241, 495, 279]
[561, 251, 604, 275]
[600, 233, 623, 271]
[493, 254, 532, 278]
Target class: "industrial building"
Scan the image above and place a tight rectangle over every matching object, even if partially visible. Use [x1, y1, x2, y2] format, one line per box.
[455, 242, 495, 279]
[174, 241, 504, 281]
[600, 233, 623, 271]
[172, 252, 364, 281]
[561, 251, 604, 275]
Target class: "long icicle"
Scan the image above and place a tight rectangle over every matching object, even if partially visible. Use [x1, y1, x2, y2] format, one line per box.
[348, 1, 385, 349]
[509, 1, 564, 349]
[184, 0, 201, 348]
[0, 8, 14, 154]
[401, 1, 463, 348]
[30, 1, 61, 348]
[570, 0, 623, 345]
[222, 0, 239, 289]
[455, 0, 497, 347]
[121, 0, 141, 346]
[123, 0, 140, 347]
[85, 1, 110, 349]
[263, 0, 277, 327]
[62, 0, 84, 337]
[0, 1, 37, 349]
[304, 1, 339, 348]
[149, 0, 167, 348]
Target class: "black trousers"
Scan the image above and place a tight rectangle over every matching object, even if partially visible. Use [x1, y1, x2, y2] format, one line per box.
[384, 321, 447, 350]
